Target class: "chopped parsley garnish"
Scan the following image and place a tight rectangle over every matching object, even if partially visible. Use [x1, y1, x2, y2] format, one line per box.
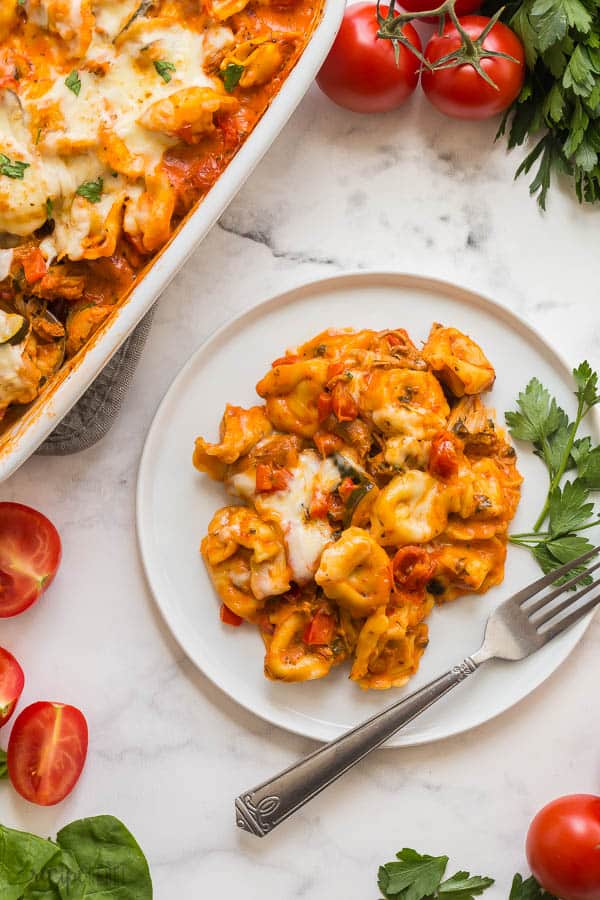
[0, 154, 29, 180]
[35, 127, 42, 145]
[45, 197, 53, 220]
[154, 59, 176, 83]
[220, 62, 244, 92]
[75, 176, 103, 203]
[506, 361, 600, 582]
[65, 69, 81, 96]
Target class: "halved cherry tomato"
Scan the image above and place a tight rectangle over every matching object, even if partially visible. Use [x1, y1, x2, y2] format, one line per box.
[220, 604, 243, 626]
[317, 3, 421, 113]
[392, 546, 436, 592]
[429, 430, 461, 479]
[21, 248, 47, 284]
[8, 701, 88, 806]
[331, 382, 358, 422]
[317, 391, 333, 423]
[303, 610, 335, 645]
[0, 647, 25, 727]
[271, 354, 299, 367]
[526, 794, 600, 900]
[0, 503, 62, 618]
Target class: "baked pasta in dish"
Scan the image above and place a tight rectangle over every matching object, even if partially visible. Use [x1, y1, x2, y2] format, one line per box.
[0, 0, 323, 423]
[194, 324, 523, 690]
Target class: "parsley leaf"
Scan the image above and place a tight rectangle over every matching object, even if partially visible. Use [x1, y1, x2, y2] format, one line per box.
[548, 479, 594, 535]
[506, 363, 600, 581]
[575, 444, 600, 488]
[221, 62, 245, 92]
[0, 154, 29, 180]
[45, 197, 53, 220]
[65, 69, 81, 95]
[510, 874, 558, 900]
[377, 849, 494, 900]
[154, 59, 176, 82]
[75, 176, 103, 203]
[505, 377, 564, 444]
[437, 871, 495, 899]
[0, 749, 6, 779]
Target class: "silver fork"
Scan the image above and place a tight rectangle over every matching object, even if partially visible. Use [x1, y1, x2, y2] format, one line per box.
[235, 546, 600, 837]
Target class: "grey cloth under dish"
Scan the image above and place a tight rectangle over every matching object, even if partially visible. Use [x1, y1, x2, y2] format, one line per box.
[36, 309, 154, 456]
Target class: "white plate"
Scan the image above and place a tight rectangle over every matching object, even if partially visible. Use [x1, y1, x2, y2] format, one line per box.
[137, 272, 598, 747]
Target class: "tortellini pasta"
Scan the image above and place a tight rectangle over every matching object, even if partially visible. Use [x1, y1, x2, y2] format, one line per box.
[315, 527, 391, 616]
[195, 324, 522, 691]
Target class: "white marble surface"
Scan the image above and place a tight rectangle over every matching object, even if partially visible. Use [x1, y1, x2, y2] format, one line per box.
[2, 76, 600, 898]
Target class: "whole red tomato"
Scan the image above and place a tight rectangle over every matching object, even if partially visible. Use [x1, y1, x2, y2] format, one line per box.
[316, 3, 422, 113]
[526, 794, 600, 900]
[421, 16, 525, 119]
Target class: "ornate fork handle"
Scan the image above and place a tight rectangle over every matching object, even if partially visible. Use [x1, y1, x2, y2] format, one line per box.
[235, 657, 480, 837]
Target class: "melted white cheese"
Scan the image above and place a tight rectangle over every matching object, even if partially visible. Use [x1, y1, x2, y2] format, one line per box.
[1, 11, 233, 258]
[229, 450, 341, 585]
[0, 335, 28, 406]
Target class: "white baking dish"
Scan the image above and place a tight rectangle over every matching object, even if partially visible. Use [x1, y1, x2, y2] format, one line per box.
[0, 0, 345, 482]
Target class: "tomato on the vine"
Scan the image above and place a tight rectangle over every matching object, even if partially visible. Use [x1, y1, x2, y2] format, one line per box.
[421, 16, 525, 119]
[399, 0, 482, 23]
[316, 3, 422, 113]
[526, 794, 600, 900]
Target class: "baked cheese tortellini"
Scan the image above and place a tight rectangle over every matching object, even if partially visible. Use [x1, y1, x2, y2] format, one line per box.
[315, 527, 391, 616]
[422, 324, 496, 397]
[194, 323, 522, 690]
[0, 0, 317, 425]
[201, 507, 290, 621]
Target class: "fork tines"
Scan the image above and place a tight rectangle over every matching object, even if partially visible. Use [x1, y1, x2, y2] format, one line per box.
[514, 544, 600, 640]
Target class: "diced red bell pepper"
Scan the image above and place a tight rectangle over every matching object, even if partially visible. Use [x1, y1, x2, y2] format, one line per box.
[255, 462, 290, 493]
[272, 354, 300, 367]
[309, 489, 330, 519]
[220, 604, 243, 626]
[327, 360, 345, 381]
[317, 391, 333, 423]
[21, 248, 47, 284]
[338, 476, 356, 502]
[313, 431, 343, 458]
[331, 382, 358, 422]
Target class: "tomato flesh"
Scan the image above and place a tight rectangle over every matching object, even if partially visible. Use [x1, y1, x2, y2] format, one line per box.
[0, 647, 25, 727]
[429, 430, 461, 479]
[316, 3, 422, 113]
[8, 701, 88, 806]
[303, 611, 335, 645]
[0, 503, 62, 618]
[393, 546, 436, 592]
[526, 795, 600, 900]
[422, 16, 525, 120]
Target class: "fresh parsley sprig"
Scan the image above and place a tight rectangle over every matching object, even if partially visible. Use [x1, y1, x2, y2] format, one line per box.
[485, 0, 600, 208]
[154, 59, 176, 82]
[505, 361, 600, 579]
[378, 849, 494, 900]
[75, 176, 103, 203]
[509, 874, 557, 900]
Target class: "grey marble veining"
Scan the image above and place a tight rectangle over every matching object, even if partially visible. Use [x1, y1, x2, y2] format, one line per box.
[1, 83, 599, 898]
